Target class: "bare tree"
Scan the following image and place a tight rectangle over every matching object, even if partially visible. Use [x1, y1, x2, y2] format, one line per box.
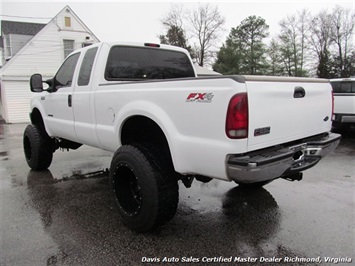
[159, 4, 193, 55]
[279, 15, 299, 76]
[278, 9, 311, 77]
[160, 3, 185, 30]
[309, 11, 333, 57]
[296, 9, 311, 75]
[330, 6, 355, 77]
[188, 4, 225, 67]
[267, 38, 285, 76]
[308, 11, 334, 77]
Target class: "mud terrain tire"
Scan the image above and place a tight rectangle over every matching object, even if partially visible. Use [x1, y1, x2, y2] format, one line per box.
[23, 124, 54, 170]
[109, 144, 178, 232]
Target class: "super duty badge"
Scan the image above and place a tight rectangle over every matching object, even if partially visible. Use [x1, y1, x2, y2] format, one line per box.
[254, 127, 271, 136]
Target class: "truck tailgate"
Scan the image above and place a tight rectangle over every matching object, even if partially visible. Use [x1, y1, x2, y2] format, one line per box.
[245, 76, 332, 151]
[334, 94, 355, 115]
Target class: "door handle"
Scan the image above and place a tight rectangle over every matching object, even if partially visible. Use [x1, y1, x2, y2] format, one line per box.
[294, 86, 305, 98]
[68, 95, 72, 107]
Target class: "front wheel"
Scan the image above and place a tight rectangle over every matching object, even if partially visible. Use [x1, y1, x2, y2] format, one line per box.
[23, 124, 54, 170]
[109, 145, 178, 232]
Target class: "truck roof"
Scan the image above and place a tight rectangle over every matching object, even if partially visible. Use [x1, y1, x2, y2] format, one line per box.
[96, 41, 189, 53]
[330, 77, 355, 82]
[67, 41, 192, 61]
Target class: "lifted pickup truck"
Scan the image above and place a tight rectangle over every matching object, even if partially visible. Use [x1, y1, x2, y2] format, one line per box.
[24, 42, 341, 232]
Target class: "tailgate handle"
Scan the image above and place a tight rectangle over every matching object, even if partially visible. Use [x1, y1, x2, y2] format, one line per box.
[294, 86, 305, 98]
[68, 95, 72, 107]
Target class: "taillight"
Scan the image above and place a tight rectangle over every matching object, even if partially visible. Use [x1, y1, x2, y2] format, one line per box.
[226, 93, 248, 139]
[331, 90, 335, 121]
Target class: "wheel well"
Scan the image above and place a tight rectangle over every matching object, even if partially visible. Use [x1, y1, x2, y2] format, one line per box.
[30, 108, 46, 133]
[121, 116, 174, 167]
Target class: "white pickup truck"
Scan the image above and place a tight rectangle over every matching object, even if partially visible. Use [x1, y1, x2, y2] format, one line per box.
[24, 42, 341, 232]
[330, 77, 355, 130]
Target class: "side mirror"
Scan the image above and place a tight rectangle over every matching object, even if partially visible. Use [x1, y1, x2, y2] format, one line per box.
[30, 74, 44, 92]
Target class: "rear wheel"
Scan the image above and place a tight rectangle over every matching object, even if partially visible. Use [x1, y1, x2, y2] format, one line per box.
[109, 144, 178, 232]
[23, 124, 54, 170]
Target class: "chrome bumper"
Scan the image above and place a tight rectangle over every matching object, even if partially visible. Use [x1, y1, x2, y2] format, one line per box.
[226, 133, 341, 183]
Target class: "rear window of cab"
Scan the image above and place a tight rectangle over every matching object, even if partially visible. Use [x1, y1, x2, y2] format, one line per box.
[331, 80, 355, 93]
[105, 46, 195, 81]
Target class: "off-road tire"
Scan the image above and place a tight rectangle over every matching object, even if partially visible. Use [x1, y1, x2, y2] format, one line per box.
[109, 144, 178, 232]
[23, 124, 54, 170]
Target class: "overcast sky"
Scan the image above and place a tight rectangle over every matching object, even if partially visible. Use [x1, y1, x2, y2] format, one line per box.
[1, 0, 354, 46]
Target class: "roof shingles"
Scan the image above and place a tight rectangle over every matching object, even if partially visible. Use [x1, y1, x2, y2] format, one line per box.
[1, 20, 46, 36]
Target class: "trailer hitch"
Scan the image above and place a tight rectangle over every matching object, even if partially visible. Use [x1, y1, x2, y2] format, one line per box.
[282, 172, 303, 182]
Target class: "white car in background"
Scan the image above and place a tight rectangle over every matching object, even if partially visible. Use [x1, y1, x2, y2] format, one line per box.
[330, 77, 355, 130]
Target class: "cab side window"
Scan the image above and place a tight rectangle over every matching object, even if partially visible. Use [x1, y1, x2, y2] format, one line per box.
[78, 47, 98, 86]
[55, 53, 80, 90]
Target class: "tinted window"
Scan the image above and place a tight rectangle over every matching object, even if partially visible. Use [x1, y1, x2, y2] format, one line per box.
[331, 81, 341, 93]
[341, 82, 352, 93]
[55, 53, 80, 89]
[105, 46, 195, 80]
[78, 47, 98, 86]
[331, 81, 355, 93]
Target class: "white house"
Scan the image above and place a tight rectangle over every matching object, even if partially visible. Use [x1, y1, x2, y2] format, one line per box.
[0, 20, 46, 66]
[0, 5, 99, 123]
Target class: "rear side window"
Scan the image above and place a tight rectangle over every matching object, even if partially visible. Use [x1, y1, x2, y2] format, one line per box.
[78, 47, 98, 86]
[331, 81, 355, 93]
[105, 46, 195, 80]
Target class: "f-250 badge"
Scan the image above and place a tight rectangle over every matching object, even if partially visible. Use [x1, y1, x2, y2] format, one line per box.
[186, 93, 214, 103]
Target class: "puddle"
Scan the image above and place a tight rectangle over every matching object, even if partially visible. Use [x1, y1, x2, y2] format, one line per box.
[27, 169, 110, 187]
[59, 169, 109, 183]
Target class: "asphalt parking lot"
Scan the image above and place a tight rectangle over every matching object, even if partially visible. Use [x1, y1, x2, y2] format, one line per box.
[0, 123, 354, 266]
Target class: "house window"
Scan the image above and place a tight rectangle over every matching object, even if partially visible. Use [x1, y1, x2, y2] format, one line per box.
[65, 17, 71, 27]
[63, 40, 74, 58]
[4, 35, 12, 58]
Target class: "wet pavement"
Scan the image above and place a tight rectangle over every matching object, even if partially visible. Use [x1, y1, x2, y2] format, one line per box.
[0, 123, 354, 266]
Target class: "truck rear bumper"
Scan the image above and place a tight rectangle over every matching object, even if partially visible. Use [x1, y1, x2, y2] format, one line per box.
[333, 113, 355, 124]
[226, 133, 341, 184]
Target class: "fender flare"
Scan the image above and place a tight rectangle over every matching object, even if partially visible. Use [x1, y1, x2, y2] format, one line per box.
[115, 100, 182, 169]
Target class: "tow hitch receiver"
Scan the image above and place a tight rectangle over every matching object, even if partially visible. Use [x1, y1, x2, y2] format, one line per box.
[282, 172, 303, 182]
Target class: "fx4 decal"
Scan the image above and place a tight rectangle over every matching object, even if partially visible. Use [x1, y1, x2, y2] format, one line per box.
[186, 93, 214, 103]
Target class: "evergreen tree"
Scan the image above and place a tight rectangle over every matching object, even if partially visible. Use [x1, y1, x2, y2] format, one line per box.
[214, 16, 269, 75]
[159, 25, 193, 56]
[317, 50, 334, 78]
